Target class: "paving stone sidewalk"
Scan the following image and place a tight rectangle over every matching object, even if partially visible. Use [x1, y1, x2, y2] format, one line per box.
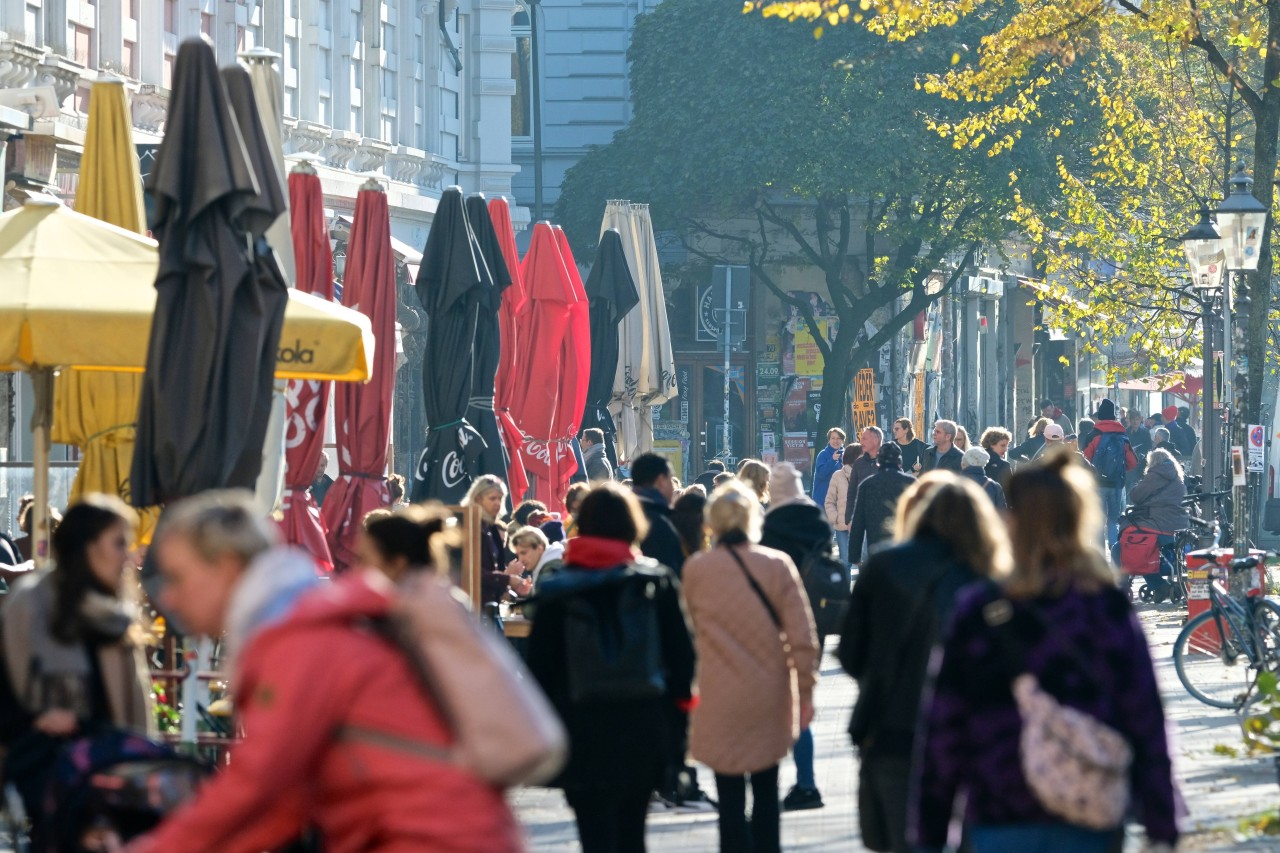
[516, 603, 1280, 851]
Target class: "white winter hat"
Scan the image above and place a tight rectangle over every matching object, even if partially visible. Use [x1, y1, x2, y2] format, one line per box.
[768, 462, 810, 508]
[962, 447, 990, 469]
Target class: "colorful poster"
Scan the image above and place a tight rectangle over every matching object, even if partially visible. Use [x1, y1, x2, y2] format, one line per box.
[852, 367, 877, 433]
[794, 322, 825, 377]
[653, 440, 686, 484]
[783, 433, 812, 484]
[782, 378, 812, 434]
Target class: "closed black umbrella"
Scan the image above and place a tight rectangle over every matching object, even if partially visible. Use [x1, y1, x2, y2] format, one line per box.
[131, 39, 288, 506]
[581, 229, 639, 471]
[463, 193, 513, 484]
[411, 186, 486, 503]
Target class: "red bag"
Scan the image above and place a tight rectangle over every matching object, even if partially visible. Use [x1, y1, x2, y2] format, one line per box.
[1119, 528, 1161, 575]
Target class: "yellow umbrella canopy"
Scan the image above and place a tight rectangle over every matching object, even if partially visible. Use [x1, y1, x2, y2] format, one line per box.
[0, 198, 373, 561]
[51, 78, 154, 537]
[0, 200, 374, 377]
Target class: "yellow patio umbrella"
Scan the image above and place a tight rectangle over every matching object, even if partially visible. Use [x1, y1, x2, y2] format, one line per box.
[51, 77, 156, 539]
[0, 198, 374, 563]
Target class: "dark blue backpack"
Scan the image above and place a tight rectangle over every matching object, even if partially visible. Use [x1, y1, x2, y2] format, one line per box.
[1093, 432, 1128, 486]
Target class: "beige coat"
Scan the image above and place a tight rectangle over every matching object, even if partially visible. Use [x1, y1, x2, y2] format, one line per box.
[824, 465, 852, 532]
[2, 571, 155, 737]
[682, 542, 818, 775]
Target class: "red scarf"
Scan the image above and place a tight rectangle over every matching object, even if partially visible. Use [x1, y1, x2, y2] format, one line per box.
[564, 536, 639, 570]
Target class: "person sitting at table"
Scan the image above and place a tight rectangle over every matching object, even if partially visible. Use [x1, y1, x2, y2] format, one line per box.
[508, 525, 565, 592]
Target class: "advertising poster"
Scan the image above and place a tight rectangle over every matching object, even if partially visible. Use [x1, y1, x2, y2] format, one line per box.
[783, 433, 812, 484]
[782, 378, 812, 434]
[761, 431, 778, 466]
[653, 440, 686, 484]
[807, 388, 824, 446]
[793, 322, 825, 377]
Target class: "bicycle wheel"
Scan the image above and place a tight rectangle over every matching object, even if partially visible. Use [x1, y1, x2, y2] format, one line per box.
[1173, 609, 1253, 709]
[1251, 598, 1280, 668]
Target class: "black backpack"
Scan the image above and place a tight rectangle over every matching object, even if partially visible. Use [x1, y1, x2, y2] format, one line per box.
[1092, 432, 1128, 486]
[799, 544, 851, 636]
[559, 564, 668, 704]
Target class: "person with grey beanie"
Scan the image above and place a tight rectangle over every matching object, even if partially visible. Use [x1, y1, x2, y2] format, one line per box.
[960, 446, 1007, 510]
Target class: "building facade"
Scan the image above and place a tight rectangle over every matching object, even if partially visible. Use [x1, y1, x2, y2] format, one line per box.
[510, 0, 654, 219]
[0, 0, 527, 501]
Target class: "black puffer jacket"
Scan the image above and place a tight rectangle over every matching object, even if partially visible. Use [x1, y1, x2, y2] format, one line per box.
[838, 533, 979, 757]
[760, 501, 834, 575]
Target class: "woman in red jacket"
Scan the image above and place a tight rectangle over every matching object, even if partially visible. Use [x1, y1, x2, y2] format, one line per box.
[125, 490, 523, 853]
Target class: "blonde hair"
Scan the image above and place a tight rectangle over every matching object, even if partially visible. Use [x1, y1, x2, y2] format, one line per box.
[1004, 449, 1113, 598]
[509, 525, 549, 550]
[736, 459, 770, 503]
[954, 426, 970, 451]
[1028, 417, 1050, 439]
[461, 475, 507, 520]
[899, 475, 1012, 579]
[706, 480, 763, 543]
[154, 490, 278, 566]
[892, 472, 955, 542]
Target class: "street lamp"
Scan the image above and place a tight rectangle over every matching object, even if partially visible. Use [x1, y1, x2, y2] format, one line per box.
[1180, 204, 1223, 527]
[1214, 163, 1267, 562]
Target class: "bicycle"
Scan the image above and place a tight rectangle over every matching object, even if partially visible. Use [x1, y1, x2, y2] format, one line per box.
[1172, 553, 1280, 709]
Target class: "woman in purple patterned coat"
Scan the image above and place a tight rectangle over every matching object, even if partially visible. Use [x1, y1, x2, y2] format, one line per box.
[912, 449, 1178, 853]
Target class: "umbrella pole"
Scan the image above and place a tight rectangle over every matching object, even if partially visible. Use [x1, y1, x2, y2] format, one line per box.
[31, 368, 53, 568]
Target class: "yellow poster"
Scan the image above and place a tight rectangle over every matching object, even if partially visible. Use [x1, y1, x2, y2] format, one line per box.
[852, 368, 877, 433]
[914, 371, 925, 435]
[653, 440, 685, 483]
[794, 321, 825, 376]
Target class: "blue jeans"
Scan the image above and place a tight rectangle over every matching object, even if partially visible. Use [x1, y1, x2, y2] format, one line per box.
[792, 727, 815, 789]
[1101, 485, 1125, 550]
[969, 823, 1115, 852]
[834, 530, 850, 564]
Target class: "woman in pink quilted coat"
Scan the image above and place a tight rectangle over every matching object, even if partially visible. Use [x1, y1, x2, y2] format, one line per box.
[681, 480, 819, 853]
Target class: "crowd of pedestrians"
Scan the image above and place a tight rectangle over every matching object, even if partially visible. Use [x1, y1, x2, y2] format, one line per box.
[0, 396, 1190, 853]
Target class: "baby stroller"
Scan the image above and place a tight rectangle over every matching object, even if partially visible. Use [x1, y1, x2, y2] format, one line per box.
[7, 727, 207, 852]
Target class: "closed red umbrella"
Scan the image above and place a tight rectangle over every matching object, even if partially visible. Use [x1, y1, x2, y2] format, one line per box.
[513, 223, 586, 513]
[553, 226, 592, 479]
[488, 198, 530, 501]
[280, 163, 333, 572]
[321, 184, 396, 571]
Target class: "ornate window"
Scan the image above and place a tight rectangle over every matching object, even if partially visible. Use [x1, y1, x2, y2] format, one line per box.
[511, 3, 532, 139]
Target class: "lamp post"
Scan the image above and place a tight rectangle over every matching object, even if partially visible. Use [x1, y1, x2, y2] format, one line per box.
[1180, 204, 1225, 526]
[1215, 164, 1268, 567]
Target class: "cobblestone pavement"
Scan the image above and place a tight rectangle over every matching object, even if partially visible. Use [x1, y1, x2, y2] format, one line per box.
[514, 602, 1280, 851]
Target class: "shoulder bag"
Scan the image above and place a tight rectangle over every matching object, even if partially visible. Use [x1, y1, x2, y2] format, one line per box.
[982, 597, 1132, 831]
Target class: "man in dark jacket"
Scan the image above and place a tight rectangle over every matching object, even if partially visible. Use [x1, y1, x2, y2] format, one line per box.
[1175, 406, 1199, 458]
[838, 533, 980, 853]
[761, 461, 836, 813]
[921, 420, 963, 473]
[630, 452, 712, 812]
[844, 425, 885, 525]
[959, 447, 1007, 510]
[693, 459, 726, 493]
[630, 453, 684, 578]
[848, 443, 916, 559]
[579, 428, 614, 482]
[1082, 397, 1139, 550]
